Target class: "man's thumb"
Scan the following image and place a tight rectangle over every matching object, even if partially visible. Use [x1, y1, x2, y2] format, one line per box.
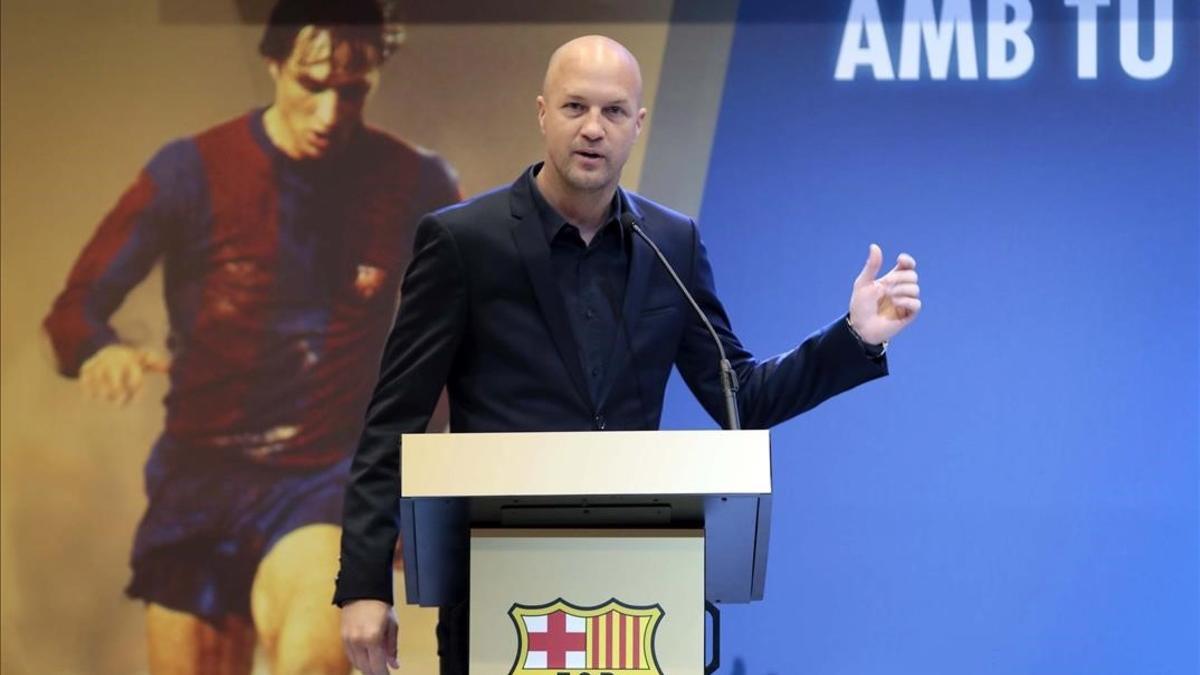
[855, 243, 883, 286]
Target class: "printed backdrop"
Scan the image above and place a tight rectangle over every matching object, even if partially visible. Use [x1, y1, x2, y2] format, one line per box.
[2, 1, 1196, 674]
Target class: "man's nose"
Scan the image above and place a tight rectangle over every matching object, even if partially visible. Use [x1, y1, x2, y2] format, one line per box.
[314, 91, 338, 129]
[580, 110, 605, 141]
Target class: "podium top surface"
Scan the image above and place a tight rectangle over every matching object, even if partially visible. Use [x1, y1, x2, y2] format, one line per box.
[400, 429, 771, 498]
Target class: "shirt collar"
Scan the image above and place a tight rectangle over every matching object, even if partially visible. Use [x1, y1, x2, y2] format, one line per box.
[525, 162, 625, 245]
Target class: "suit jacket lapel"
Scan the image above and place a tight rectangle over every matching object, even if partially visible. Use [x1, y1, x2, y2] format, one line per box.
[509, 179, 594, 412]
[595, 189, 650, 411]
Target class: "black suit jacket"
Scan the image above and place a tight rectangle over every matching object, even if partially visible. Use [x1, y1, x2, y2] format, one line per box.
[334, 170, 888, 604]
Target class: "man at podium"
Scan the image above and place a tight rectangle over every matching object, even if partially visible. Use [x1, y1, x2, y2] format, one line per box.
[335, 35, 921, 675]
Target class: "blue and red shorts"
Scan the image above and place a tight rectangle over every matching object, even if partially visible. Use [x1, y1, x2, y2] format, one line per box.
[125, 438, 350, 624]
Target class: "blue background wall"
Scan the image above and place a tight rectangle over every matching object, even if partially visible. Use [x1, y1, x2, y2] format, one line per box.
[659, 2, 1199, 672]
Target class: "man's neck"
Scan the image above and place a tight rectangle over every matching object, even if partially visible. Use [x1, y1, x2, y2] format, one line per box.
[535, 163, 616, 242]
[262, 105, 302, 159]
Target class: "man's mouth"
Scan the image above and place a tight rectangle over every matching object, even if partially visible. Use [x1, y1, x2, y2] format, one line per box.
[310, 129, 334, 147]
[574, 150, 604, 160]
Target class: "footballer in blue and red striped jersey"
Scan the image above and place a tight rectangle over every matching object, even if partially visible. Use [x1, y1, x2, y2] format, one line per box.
[46, 109, 457, 468]
[41, 1, 459, 671]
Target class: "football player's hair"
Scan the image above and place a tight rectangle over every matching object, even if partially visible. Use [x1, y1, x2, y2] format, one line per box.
[259, 0, 392, 65]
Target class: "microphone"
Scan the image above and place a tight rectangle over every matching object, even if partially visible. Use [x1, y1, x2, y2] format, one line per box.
[621, 212, 741, 431]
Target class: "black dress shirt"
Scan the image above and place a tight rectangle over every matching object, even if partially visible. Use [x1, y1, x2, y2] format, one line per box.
[526, 165, 628, 406]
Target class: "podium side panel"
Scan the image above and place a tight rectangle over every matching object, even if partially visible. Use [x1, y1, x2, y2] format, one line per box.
[400, 500, 419, 604]
[410, 498, 469, 607]
[752, 495, 772, 601]
[704, 496, 757, 603]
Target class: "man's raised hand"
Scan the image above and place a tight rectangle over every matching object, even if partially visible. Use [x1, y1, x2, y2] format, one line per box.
[848, 243, 922, 346]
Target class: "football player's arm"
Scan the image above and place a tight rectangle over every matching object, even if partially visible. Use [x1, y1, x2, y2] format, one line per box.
[43, 161, 175, 404]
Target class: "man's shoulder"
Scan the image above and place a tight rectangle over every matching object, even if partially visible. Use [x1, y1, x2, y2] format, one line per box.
[622, 189, 697, 248]
[148, 113, 259, 172]
[624, 190, 693, 227]
[181, 113, 261, 157]
[123, 114, 253, 203]
[139, 116, 247, 187]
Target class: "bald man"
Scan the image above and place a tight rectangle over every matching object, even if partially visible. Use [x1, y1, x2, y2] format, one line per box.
[336, 35, 921, 674]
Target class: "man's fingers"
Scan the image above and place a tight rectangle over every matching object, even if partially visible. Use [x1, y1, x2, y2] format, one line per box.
[110, 363, 138, 405]
[888, 283, 920, 299]
[99, 364, 121, 402]
[896, 252, 916, 270]
[346, 639, 384, 675]
[855, 243, 883, 286]
[120, 364, 143, 406]
[883, 270, 918, 286]
[345, 643, 368, 674]
[365, 640, 391, 675]
[344, 630, 390, 675]
[358, 645, 385, 675]
[892, 296, 922, 314]
[138, 350, 171, 373]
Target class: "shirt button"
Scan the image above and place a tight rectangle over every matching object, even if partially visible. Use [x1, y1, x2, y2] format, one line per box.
[585, 308, 595, 320]
[593, 415, 607, 430]
[591, 367, 600, 378]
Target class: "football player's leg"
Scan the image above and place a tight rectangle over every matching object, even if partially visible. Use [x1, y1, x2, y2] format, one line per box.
[145, 602, 255, 675]
[251, 523, 350, 675]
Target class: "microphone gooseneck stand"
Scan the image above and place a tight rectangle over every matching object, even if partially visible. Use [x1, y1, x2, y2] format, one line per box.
[621, 212, 741, 431]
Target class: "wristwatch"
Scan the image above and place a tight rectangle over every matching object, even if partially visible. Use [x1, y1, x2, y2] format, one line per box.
[845, 314, 887, 359]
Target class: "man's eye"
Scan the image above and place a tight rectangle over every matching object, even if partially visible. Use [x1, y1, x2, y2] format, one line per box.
[564, 102, 584, 111]
[605, 106, 626, 116]
[300, 80, 325, 93]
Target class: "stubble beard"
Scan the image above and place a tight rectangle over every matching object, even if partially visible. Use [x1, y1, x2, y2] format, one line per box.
[561, 157, 614, 194]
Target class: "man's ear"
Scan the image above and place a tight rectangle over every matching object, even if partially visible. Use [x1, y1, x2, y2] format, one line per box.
[266, 59, 282, 83]
[635, 107, 647, 138]
[536, 95, 547, 135]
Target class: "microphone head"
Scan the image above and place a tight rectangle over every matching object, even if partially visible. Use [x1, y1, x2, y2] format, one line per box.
[620, 211, 639, 234]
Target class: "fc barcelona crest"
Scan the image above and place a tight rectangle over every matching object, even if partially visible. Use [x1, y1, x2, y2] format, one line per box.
[508, 598, 665, 675]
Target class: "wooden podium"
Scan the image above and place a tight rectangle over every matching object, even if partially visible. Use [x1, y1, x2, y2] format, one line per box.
[398, 430, 772, 674]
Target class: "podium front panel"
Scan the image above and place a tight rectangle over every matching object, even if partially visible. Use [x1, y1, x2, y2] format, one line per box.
[469, 529, 704, 674]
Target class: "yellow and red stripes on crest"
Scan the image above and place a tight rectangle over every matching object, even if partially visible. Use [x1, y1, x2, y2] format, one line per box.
[586, 609, 646, 670]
